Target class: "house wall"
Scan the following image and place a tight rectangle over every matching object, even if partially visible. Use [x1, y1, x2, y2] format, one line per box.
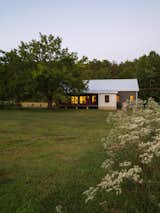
[98, 93, 117, 110]
[118, 91, 137, 103]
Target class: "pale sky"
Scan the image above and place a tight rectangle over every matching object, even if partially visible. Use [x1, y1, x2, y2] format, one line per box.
[1, 0, 160, 62]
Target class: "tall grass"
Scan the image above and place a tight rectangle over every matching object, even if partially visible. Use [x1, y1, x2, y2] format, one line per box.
[84, 99, 160, 212]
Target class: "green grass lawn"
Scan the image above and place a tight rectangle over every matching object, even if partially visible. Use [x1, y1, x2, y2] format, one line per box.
[0, 109, 111, 213]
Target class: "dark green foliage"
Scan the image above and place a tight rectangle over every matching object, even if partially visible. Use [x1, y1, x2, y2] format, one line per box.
[0, 33, 87, 108]
[82, 52, 160, 101]
[0, 49, 32, 103]
[0, 33, 160, 105]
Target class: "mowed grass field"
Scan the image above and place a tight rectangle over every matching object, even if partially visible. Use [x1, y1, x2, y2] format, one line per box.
[0, 109, 111, 213]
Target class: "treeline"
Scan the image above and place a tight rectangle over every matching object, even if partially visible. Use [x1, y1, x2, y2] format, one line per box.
[83, 52, 160, 101]
[0, 33, 160, 108]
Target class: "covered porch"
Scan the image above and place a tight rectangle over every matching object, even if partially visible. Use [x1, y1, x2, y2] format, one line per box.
[60, 94, 98, 109]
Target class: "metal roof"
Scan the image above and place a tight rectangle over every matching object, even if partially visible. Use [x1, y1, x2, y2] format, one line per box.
[85, 90, 118, 94]
[85, 79, 139, 93]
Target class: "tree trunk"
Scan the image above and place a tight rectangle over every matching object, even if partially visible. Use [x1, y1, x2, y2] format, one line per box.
[47, 98, 53, 109]
[15, 97, 21, 108]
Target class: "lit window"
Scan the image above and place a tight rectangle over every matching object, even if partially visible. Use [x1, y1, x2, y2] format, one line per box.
[79, 96, 83, 104]
[75, 96, 78, 104]
[79, 96, 86, 104]
[130, 95, 134, 102]
[71, 96, 74, 104]
[116, 95, 120, 102]
[92, 95, 96, 104]
[105, 95, 109, 103]
[71, 96, 78, 104]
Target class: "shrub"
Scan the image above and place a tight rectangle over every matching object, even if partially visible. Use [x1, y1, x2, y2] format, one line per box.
[83, 98, 160, 212]
[0, 101, 21, 109]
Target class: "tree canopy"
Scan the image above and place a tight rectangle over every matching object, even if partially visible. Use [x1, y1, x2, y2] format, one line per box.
[0, 33, 160, 107]
[0, 33, 87, 108]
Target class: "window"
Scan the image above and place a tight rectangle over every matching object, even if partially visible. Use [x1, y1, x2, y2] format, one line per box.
[105, 95, 109, 103]
[79, 96, 86, 104]
[130, 95, 134, 102]
[71, 96, 78, 104]
[92, 95, 97, 104]
[116, 95, 120, 102]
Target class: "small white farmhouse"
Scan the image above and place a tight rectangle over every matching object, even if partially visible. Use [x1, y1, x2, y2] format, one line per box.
[63, 79, 139, 110]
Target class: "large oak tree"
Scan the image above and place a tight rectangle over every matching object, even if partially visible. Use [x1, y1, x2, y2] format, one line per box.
[0, 33, 87, 108]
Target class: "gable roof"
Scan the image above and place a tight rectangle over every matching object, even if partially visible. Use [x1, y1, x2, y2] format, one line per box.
[85, 79, 139, 94]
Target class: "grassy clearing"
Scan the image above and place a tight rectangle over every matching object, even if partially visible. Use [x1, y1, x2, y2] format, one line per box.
[0, 109, 111, 213]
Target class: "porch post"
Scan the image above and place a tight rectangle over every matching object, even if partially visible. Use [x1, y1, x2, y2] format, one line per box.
[136, 91, 138, 107]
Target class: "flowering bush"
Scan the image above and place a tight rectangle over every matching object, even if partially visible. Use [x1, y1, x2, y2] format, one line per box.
[84, 98, 160, 212]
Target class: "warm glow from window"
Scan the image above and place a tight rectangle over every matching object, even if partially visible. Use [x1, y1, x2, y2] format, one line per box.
[130, 95, 134, 102]
[92, 95, 96, 104]
[71, 96, 78, 104]
[79, 96, 86, 104]
[116, 95, 120, 102]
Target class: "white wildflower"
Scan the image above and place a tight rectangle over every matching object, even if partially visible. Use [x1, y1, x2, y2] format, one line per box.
[56, 205, 63, 213]
[84, 98, 160, 209]
[119, 161, 132, 167]
[101, 159, 114, 170]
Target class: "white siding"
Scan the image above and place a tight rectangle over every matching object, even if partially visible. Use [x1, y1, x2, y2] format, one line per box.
[98, 93, 117, 110]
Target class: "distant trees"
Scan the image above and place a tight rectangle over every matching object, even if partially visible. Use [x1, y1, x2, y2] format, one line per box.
[118, 51, 160, 101]
[82, 51, 160, 101]
[134, 52, 160, 101]
[0, 33, 160, 107]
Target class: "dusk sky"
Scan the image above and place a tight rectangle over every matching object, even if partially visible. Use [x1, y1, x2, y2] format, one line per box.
[1, 0, 160, 62]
